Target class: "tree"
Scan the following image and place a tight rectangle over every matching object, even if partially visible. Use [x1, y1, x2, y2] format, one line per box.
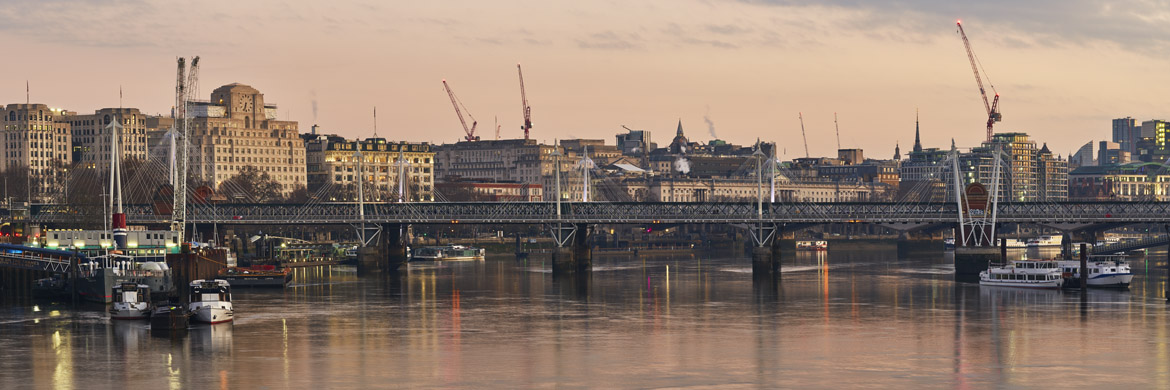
[218, 166, 284, 203]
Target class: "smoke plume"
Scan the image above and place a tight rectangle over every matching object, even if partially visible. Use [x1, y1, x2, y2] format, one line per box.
[674, 156, 690, 174]
[704, 105, 717, 139]
[310, 89, 318, 123]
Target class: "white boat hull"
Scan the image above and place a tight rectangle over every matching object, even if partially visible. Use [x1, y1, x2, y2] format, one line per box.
[190, 303, 234, 324]
[979, 279, 1063, 289]
[1089, 273, 1134, 288]
[110, 303, 151, 320]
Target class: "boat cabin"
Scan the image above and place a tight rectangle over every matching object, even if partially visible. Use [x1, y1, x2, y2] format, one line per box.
[190, 280, 231, 303]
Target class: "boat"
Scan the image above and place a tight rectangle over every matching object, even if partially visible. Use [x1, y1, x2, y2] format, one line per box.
[34, 230, 181, 303]
[1026, 235, 1062, 248]
[150, 301, 191, 331]
[110, 282, 152, 320]
[188, 279, 234, 324]
[944, 238, 956, 250]
[796, 240, 828, 251]
[218, 265, 291, 288]
[1057, 255, 1134, 288]
[979, 259, 1064, 289]
[1002, 238, 1028, 248]
[410, 245, 485, 261]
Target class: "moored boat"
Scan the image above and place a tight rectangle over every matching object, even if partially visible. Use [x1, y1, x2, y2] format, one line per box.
[979, 259, 1064, 289]
[796, 240, 828, 251]
[150, 302, 191, 331]
[218, 265, 291, 287]
[410, 245, 485, 261]
[1026, 235, 1062, 248]
[1057, 255, 1134, 288]
[189, 279, 234, 324]
[110, 282, 152, 320]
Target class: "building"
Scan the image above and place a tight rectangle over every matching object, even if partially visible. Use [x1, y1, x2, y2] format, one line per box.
[641, 176, 889, 203]
[62, 108, 148, 170]
[1036, 144, 1068, 201]
[947, 133, 1067, 202]
[1096, 141, 1130, 165]
[186, 83, 306, 193]
[304, 133, 434, 202]
[434, 180, 542, 202]
[1069, 162, 1170, 201]
[1070, 141, 1094, 169]
[0, 104, 72, 201]
[1113, 117, 1138, 154]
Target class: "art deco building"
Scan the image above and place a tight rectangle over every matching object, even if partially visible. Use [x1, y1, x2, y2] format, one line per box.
[186, 83, 306, 193]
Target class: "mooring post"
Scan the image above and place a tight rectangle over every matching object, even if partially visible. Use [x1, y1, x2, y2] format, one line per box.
[1079, 243, 1088, 290]
[1165, 224, 1169, 301]
[999, 237, 1007, 262]
[70, 255, 78, 306]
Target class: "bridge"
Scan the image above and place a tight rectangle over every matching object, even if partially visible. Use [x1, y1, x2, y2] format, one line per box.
[23, 201, 1170, 226]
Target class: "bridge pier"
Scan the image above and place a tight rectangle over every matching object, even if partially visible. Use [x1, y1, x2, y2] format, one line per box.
[552, 223, 591, 274]
[897, 230, 943, 257]
[953, 245, 999, 281]
[357, 224, 407, 274]
[750, 224, 786, 278]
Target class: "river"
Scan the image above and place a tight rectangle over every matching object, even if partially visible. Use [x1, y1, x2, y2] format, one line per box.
[2, 247, 1170, 388]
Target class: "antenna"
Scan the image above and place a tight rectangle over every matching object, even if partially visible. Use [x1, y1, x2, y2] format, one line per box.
[834, 112, 841, 150]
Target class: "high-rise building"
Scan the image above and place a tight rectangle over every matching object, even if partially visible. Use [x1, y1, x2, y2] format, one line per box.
[186, 83, 306, 193]
[62, 108, 148, 170]
[1113, 117, 1138, 154]
[1097, 141, 1130, 165]
[1036, 144, 1068, 201]
[0, 104, 72, 201]
[946, 132, 1067, 202]
[1070, 141, 1094, 168]
[304, 134, 434, 202]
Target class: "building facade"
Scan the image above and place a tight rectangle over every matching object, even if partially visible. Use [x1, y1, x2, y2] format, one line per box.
[186, 83, 306, 193]
[1070, 162, 1170, 201]
[63, 108, 148, 170]
[304, 134, 434, 202]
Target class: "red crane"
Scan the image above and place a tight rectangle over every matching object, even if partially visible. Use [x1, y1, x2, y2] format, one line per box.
[442, 79, 479, 142]
[518, 63, 532, 140]
[957, 20, 1001, 143]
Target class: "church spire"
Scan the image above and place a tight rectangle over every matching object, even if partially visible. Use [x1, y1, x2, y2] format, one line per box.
[676, 119, 684, 137]
[894, 142, 901, 161]
[912, 108, 922, 153]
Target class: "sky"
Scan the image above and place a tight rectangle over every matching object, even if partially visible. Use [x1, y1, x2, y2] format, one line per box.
[3, 0, 1170, 158]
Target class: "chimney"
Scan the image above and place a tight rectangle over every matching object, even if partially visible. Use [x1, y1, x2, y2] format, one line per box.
[311, 124, 319, 135]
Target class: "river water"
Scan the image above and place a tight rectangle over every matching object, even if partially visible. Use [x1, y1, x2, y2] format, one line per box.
[3, 247, 1170, 389]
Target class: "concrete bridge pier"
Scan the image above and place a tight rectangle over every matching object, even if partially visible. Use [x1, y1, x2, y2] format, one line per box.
[751, 225, 787, 278]
[552, 223, 591, 274]
[357, 224, 407, 274]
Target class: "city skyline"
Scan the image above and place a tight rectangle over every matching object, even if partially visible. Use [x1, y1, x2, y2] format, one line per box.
[4, 0, 1170, 156]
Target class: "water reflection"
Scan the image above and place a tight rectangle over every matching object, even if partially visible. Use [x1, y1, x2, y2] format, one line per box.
[2, 249, 1170, 387]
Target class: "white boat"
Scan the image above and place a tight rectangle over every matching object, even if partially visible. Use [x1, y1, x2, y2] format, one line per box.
[944, 238, 955, 250]
[410, 245, 485, 261]
[796, 240, 828, 251]
[1003, 238, 1028, 248]
[1026, 235, 1062, 248]
[979, 259, 1064, 289]
[1057, 256, 1134, 288]
[110, 282, 152, 320]
[189, 279, 234, 324]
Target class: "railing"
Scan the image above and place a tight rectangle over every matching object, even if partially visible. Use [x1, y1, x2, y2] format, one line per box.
[21, 201, 1170, 225]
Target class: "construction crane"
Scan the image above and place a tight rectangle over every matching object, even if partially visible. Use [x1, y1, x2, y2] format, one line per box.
[957, 20, 1001, 143]
[441, 79, 479, 142]
[834, 112, 841, 150]
[185, 57, 203, 181]
[518, 63, 532, 140]
[798, 112, 810, 158]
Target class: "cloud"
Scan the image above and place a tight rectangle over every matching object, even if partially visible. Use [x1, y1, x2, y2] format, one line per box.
[576, 31, 645, 50]
[734, 0, 1170, 55]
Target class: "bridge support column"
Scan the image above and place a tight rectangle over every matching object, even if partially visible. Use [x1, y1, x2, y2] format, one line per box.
[552, 223, 591, 274]
[357, 224, 406, 274]
[953, 246, 999, 281]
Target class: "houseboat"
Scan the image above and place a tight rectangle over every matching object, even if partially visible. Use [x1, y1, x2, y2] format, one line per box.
[410, 245, 485, 261]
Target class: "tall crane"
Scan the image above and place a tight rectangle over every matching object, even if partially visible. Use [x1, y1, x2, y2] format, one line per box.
[171, 57, 188, 240]
[442, 79, 479, 142]
[518, 63, 532, 140]
[186, 57, 203, 181]
[957, 21, 1001, 143]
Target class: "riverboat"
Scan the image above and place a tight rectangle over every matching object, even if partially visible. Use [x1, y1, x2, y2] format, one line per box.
[410, 245, 485, 261]
[1026, 235, 1062, 248]
[189, 279, 234, 324]
[218, 265, 291, 288]
[796, 240, 828, 251]
[1057, 256, 1134, 288]
[109, 282, 152, 320]
[944, 238, 956, 250]
[150, 302, 191, 331]
[979, 259, 1064, 289]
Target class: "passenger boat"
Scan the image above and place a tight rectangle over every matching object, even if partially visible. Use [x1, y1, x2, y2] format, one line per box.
[796, 240, 828, 251]
[979, 259, 1064, 289]
[1026, 235, 1062, 248]
[109, 282, 152, 320]
[1057, 255, 1134, 288]
[944, 238, 956, 250]
[188, 279, 234, 324]
[410, 245, 485, 261]
[218, 265, 291, 288]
